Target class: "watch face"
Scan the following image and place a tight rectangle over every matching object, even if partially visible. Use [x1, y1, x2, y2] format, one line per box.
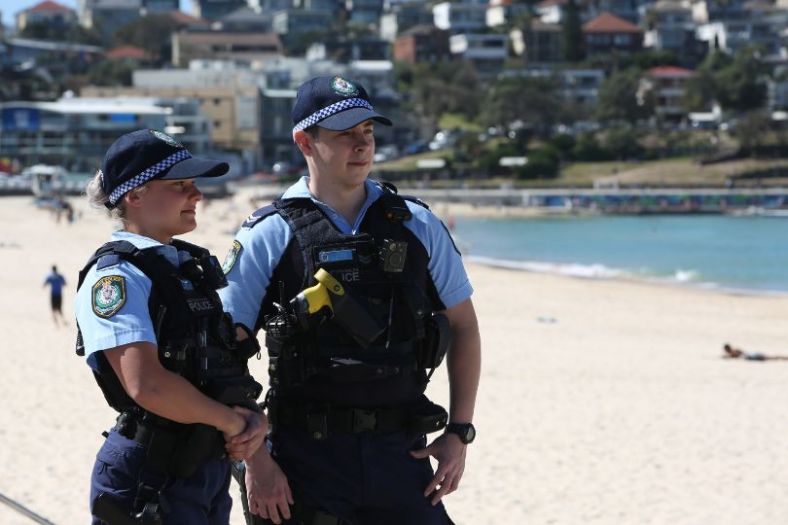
[449, 423, 475, 444]
[465, 425, 476, 443]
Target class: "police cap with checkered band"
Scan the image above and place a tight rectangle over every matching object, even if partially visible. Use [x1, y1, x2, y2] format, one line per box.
[292, 76, 392, 134]
[100, 129, 229, 209]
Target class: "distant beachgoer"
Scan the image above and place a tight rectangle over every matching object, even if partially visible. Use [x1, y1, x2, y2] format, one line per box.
[63, 201, 75, 224]
[43, 265, 67, 326]
[722, 343, 788, 361]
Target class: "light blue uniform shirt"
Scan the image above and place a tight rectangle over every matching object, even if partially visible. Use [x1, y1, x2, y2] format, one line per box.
[74, 231, 188, 369]
[220, 177, 473, 331]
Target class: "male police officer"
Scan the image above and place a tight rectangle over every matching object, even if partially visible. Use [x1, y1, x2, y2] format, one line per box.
[220, 76, 481, 524]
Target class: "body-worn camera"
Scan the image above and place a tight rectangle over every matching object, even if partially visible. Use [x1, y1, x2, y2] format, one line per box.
[379, 239, 407, 273]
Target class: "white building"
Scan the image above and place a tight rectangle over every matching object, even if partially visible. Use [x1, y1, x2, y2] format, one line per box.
[433, 1, 488, 32]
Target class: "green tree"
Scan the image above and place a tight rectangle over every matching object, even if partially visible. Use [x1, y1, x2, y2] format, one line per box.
[715, 47, 767, 112]
[396, 61, 481, 131]
[481, 75, 563, 138]
[572, 132, 611, 161]
[516, 147, 560, 179]
[561, 0, 584, 62]
[734, 111, 771, 155]
[603, 126, 644, 160]
[114, 14, 180, 63]
[87, 60, 135, 87]
[595, 68, 653, 124]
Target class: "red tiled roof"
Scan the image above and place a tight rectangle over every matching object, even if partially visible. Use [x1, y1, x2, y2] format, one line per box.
[583, 12, 642, 33]
[106, 46, 148, 60]
[648, 66, 695, 77]
[27, 0, 73, 13]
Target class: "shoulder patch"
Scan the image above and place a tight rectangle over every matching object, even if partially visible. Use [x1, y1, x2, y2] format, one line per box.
[242, 203, 278, 228]
[222, 240, 243, 274]
[92, 275, 126, 318]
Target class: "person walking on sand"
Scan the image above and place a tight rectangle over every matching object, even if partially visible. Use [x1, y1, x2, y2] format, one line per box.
[43, 265, 67, 326]
[74, 129, 268, 524]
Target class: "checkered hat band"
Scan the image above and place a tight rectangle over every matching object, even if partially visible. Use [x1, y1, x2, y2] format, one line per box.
[293, 98, 373, 132]
[108, 149, 192, 206]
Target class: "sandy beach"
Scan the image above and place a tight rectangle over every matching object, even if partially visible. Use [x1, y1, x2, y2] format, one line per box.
[1, 190, 788, 525]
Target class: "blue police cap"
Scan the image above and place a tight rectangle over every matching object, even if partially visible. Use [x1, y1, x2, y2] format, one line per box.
[100, 129, 229, 209]
[291, 76, 392, 134]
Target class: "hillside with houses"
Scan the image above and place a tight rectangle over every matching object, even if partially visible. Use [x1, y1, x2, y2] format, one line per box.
[0, 0, 786, 185]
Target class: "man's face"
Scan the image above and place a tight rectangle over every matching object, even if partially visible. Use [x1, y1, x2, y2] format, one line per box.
[307, 121, 375, 187]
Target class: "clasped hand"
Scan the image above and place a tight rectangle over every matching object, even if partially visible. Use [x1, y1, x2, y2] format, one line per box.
[224, 406, 267, 461]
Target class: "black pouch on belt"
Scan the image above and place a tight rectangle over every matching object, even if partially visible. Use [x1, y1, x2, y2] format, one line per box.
[418, 313, 452, 370]
[408, 400, 449, 434]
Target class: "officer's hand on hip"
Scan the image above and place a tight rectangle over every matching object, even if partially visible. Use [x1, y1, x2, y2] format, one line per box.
[410, 433, 467, 505]
[226, 407, 268, 460]
[246, 449, 294, 524]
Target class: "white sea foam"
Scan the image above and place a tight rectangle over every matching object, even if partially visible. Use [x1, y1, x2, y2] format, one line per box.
[467, 255, 623, 279]
[673, 269, 699, 282]
[467, 254, 788, 297]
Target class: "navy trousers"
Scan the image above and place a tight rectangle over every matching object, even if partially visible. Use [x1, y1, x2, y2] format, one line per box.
[90, 430, 232, 525]
[263, 429, 452, 525]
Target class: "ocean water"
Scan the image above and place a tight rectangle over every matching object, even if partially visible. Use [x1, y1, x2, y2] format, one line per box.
[452, 215, 788, 294]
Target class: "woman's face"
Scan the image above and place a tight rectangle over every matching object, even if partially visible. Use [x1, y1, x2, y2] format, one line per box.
[132, 179, 203, 242]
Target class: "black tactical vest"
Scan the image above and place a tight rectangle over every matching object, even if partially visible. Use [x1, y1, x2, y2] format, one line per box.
[249, 187, 446, 408]
[76, 239, 260, 422]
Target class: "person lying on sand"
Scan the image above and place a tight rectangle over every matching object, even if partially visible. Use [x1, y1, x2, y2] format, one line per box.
[722, 343, 788, 361]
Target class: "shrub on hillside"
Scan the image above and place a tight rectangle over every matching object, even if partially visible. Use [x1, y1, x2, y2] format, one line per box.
[572, 133, 612, 161]
[516, 147, 560, 179]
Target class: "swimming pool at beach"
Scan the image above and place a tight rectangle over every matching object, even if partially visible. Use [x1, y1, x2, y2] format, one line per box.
[453, 215, 788, 293]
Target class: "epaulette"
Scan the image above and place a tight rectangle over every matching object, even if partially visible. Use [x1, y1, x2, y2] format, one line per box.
[402, 195, 430, 210]
[378, 180, 430, 211]
[96, 254, 122, 270]
[242, 203, 278, 228]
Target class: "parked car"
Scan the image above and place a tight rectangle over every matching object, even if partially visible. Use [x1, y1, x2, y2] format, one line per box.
[374, 144, 400, 163]
[404, 140, 429, 155]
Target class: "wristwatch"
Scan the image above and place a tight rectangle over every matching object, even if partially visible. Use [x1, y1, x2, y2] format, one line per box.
[445, 422, 476, 444]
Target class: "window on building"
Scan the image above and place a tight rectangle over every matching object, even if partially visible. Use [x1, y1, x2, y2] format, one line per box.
[613, 34, 631, 46]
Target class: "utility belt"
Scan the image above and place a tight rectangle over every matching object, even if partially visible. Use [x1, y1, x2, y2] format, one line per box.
[268, 397, 448, 440]
[114, 411, 226, 479]
[267, 313, 451, 388]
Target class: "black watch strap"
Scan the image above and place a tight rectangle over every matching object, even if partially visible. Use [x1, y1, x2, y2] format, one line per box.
[446, 422, 476, 444]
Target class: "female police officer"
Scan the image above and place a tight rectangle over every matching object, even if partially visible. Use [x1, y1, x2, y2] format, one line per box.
[75, 129, 266, 524]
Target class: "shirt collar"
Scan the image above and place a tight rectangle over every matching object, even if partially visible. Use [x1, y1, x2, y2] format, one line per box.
[282, 176, 383, 201]
[110, 230, 181, 267]
[282, 176, 384, 233]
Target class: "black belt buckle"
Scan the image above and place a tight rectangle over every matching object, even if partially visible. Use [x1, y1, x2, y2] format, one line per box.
[307, 413, 328, 440]
[352, 409, 377, 433]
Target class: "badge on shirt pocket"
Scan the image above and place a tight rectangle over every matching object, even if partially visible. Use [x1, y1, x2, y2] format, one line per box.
[222, 240, 242, 275]
[92, 275, 126, 318]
